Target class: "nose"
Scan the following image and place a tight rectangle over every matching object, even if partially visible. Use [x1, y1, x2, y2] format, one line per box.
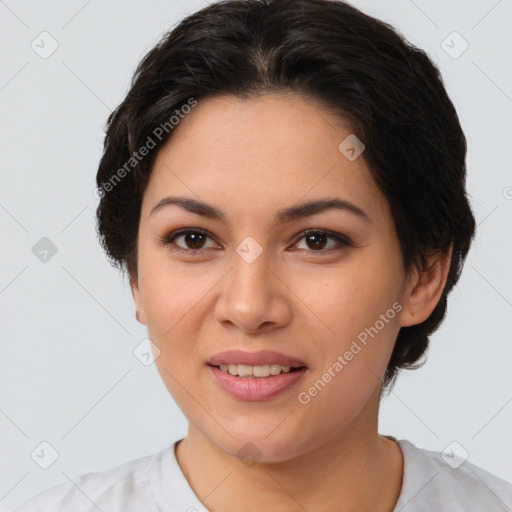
[213, 249, 292, 335]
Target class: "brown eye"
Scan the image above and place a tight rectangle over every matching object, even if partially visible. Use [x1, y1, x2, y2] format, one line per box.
[179, 231, 207, 250]
[304, 232, 328, 250]
[161, 228, 218, 254]
[294, 229, 351, 253]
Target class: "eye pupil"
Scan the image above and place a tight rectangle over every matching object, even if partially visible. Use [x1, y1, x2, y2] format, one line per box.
[185, 232, 206, 249]
[306, 233, 327, 250]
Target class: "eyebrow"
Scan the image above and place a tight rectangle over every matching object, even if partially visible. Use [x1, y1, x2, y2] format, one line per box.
[149, 196, 370, 224]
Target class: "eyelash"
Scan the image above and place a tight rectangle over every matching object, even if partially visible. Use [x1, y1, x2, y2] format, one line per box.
[158, 228, 352, 256]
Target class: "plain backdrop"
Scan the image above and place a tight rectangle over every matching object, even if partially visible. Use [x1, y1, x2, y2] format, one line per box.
[1, 0, 511, 508]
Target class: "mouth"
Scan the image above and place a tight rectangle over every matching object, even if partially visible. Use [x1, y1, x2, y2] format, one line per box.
[207, 364, 308, 401]
[205, 350, 309, 401]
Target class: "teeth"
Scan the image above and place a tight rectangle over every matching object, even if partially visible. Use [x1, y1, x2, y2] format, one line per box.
[218, 363, 296, 377]
[270, 364, 282, 375]
[238, 364, 253, 377]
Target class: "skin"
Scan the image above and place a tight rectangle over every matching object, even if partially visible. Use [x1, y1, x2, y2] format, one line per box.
[130, 92, 451, 512]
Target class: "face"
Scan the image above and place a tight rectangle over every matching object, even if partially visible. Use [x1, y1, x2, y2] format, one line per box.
[131, 92, 415, 462]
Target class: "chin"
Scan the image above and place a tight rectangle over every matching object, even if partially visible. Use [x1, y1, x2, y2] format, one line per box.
[207, 426, 313, 465]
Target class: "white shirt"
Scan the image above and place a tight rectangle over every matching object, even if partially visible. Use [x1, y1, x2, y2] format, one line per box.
[13, 436, 512, 511]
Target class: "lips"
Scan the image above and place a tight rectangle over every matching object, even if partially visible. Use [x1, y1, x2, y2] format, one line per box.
[208, 365, 308, 400]
[206, 349, 308, 368]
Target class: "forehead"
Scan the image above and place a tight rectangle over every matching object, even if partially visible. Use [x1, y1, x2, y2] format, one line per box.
[142, 93, 390, 224]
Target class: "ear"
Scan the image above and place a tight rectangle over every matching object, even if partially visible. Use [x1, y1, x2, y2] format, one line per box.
[130, 273, 147, 325]
[399, 246, 452, 327]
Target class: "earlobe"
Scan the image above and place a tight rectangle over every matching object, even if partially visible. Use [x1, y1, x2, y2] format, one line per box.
[130, 274, 147, 325]
[399, 246, 452, 328]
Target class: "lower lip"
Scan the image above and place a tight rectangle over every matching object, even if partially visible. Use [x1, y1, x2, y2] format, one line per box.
[207, 365, 308, 401]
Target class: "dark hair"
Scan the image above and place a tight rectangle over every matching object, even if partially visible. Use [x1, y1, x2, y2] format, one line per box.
[95, 0, 476, 393]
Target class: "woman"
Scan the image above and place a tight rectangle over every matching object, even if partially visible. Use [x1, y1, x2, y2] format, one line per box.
[15, 0, 512, 510]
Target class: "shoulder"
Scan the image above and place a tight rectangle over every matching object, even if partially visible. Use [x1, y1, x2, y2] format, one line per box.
[12, 446, 172, 512]
[394, 438, 512, 511]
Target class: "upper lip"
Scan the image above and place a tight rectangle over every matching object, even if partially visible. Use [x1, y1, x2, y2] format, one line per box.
[207, 350, 307, 368]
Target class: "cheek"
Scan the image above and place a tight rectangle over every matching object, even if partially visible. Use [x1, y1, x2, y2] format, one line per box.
[139, 242, 209, 333]
[139, 265, 198, 359]
[141, 267, 208, 410]
[297, 291, 400, 433]
[312, 259, 402, 343]
[299, 258, 403, 401]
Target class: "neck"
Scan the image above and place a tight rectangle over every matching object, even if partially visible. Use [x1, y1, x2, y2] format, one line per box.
[175, 393, 403, 512]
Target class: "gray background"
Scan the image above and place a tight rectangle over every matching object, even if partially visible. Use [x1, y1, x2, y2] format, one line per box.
[1, 0, 511, 508]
